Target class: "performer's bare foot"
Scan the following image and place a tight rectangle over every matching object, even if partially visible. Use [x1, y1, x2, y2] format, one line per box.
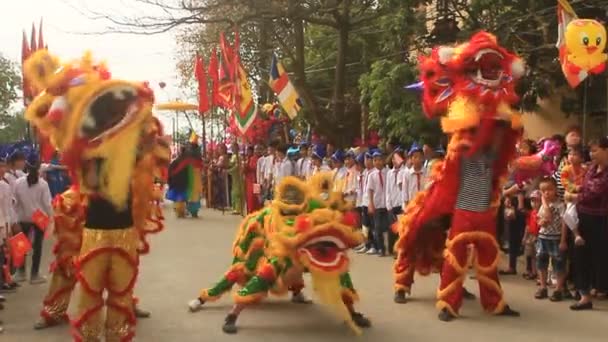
[496, 305, 520, 317]
[188, 298, 205, 312]
[351, 312, 371, 328]
[394, 290, 407, 304]
[438, 308, 456, 322]
[291, 292, 312, 304]
[134, 306, 151, 318]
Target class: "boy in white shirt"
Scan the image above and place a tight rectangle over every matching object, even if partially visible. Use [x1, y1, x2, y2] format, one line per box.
[402, 144, 427, 208]
[273, 144, 293, 190]
[262, 142, 277, 202]
[4, 151, 26, 191]
[356, 152, 376, 253]
[332, 150, 348, 193]
[295, 143, 311, 179]
[387, 148, 406, 256]
[311, 145, 330, 175]
[367, 151, 389, 256]
[343, 151, 358, 204]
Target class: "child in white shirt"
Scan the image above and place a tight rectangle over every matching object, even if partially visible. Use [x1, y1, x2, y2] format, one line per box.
[402, 146, 427, 208]
[386, 148, 406, 255]
[273, 144, 293, 190]
[367, 151, 389, 256]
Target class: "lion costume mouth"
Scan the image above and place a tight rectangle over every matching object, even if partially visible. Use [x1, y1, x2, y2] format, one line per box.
[297, 228, 360, 272]
[80, 86, 139, 141]
[469, 49, 504, 88]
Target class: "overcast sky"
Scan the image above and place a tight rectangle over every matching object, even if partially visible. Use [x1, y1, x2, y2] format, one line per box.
[0, 0, 199, 132]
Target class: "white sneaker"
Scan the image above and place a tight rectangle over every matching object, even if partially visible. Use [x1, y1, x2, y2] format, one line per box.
[30, 276, 47, 285]
[365, 248, 378, 255]
[353, 244, 366, 252]
[356, 247, 368, 254]
[188, 298, 203, 312]
[13, 272, 26, 283]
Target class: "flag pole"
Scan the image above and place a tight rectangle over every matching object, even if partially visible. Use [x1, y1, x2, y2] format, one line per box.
[583, 79, 588, 142]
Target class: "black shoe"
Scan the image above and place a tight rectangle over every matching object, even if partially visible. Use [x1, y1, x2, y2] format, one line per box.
[549, 291, 563, 302]
[222, 314, 238, 334]
[570, 301, 593, 311]
[496, 305, 520, 317]
[351, 312, 371, 328]
[535, 288, 548, 299]
[498, 270, 517, 276]
[438, 308, 455, 322]
[394, 290, 407, 304]
[573, 292, 582, 301]
[462, 287, 476, 300]
[563, 290, 574, 300]
[134, 306, 151, 318]
[291, 293, 312, 304]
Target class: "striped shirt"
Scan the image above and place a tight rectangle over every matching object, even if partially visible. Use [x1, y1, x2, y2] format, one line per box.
[455, 153, 495, 212]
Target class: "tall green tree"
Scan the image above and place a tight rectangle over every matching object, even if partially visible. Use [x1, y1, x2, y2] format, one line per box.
[0, 54, 24, 143]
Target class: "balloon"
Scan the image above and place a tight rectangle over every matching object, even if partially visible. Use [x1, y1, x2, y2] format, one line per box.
[562, 19, 607, 88]
[159, 81, 166, 89]
[512, 139, 561, 185]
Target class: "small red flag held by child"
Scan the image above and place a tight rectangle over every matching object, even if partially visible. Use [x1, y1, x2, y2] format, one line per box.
[9, 232, 32, 267]
[32, 208, 50, 231]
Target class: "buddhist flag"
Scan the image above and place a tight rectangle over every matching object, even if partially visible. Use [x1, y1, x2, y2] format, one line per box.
[234, 64, 257, 134]
[269, 54, 301, 119]
[208, 48, 220, 106]
[194, 53, 210, 114]
[9, 232, 32, 267]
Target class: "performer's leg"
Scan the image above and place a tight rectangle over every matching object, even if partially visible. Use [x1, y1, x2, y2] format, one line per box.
[189, 275, 237, 312]
[174, 202, 186, 218]
[393, 250, 415, 303]
[105, 245, 138, 342]
[37, 270, 77, 328]
[289, 275, 312, 304]
[71, 248, 110, 341]
[224, 272, 275, 334]
[340, 273, 371, 328]
[436, 234, 469, 321]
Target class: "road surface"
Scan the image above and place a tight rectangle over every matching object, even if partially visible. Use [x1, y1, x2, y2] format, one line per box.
[2, 207, 606, 341]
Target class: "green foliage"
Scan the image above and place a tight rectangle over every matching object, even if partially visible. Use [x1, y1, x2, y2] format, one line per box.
[359, 60, 441, 145]
[0, 54, 25, 143]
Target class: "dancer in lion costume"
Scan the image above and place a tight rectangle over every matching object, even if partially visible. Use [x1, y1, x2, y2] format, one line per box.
[24, 50, 169, 341]
[188, 173, 371, 334]
[393, 31, 525, 321]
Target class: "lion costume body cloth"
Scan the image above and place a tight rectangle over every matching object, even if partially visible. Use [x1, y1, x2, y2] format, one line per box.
[192, 173, 368, 334]
[24, 50, 169, 341]
[392, 32, 525, 316]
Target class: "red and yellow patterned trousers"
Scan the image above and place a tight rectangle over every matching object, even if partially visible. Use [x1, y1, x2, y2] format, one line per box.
[71, 228, 139, 342]
[437, 209, 505, 316]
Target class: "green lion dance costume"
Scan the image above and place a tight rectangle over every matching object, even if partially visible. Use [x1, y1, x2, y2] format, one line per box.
[188, 173, 371, 334]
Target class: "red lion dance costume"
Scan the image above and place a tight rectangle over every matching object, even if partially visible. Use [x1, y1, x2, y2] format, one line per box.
[24, 50, 169, 341]
[392, 32, 525, 321]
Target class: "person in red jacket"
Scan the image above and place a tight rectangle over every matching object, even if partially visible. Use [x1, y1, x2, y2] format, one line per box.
[245, 145, 263, 214]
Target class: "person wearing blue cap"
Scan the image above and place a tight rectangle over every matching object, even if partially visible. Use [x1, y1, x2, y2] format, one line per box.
[387, 148, 407, 256]
[1, 156, 19, 295]
[355, 151, 376, 254]
[366, 150, 390, 256]
[311, 145, 330, 175]
[343, 150, 358, 203]
[4, 151, 26, 191]
[331, 150, 348, 193]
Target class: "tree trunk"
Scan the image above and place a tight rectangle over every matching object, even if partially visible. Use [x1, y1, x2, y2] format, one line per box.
[332, 3, 350, 127]
[257, 17, 272, 103]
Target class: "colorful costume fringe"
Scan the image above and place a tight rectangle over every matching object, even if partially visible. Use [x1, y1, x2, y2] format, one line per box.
[24, 50, 169, 341]
[166, 143, 203, 218]
[393, 32, 525, 316]
[191, 173, 369, 334]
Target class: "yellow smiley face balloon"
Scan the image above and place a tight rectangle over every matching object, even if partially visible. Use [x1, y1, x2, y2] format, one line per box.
[565, 19, 607, 73]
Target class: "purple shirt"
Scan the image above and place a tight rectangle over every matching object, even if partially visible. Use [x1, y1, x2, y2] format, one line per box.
[577, 164, 608, 216]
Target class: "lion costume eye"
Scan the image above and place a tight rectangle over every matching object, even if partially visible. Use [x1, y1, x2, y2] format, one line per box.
[274, 177, 309, 216]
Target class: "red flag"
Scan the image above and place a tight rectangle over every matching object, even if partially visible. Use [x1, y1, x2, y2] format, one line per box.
[38, 18, 44, 50]
[194, 54, 210, 114]
[219, 32, 235, 77]
[21, 30, 31, 106]
[9, 233, 32, 268]
[32, 208, 50, 231]
[30, 23, 37, 54]
[208, 48, 220, 106]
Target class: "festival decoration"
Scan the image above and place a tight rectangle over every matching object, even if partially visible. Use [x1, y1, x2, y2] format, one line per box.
[269, 53, 302, 119]
[194, 53, 210, 114]
[393, 31, 523, 320]
[9, 232, 32, 267]
[557, 0, 607, 88]
[188, 173, 370, 334]
[512, 138, 561, 185]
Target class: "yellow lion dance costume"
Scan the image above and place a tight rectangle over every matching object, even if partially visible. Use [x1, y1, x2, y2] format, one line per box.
[24, 50, 169, 341]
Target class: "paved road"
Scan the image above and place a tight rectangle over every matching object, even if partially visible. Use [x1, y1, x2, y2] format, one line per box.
[2, 207, 607, 341]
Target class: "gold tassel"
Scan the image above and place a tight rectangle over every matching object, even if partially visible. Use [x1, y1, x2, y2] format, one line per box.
[310, 271, 362, 335]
